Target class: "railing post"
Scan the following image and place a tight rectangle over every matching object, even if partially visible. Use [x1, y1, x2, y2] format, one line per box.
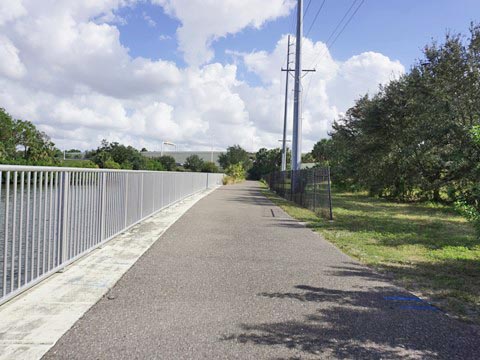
[140, 173, 144, 218]
[59, 172, 69, 265]
[100, 173, 107, 241]
[124, 173, 128, 227]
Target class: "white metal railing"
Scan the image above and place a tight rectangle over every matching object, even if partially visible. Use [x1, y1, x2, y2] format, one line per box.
[0, 165, 223, 305]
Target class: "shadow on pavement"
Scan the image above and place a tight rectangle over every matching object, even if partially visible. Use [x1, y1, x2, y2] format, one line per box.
[222, 283, 480, 359]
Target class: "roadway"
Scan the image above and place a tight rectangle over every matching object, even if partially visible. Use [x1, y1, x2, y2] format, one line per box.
[43, 181, 480, 359]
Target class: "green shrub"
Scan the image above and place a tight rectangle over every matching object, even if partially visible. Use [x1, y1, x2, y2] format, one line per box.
[61, 159, 98, 168]
[104, 159, 121, 169]
[455, 200, 480, 238]
[225, 163, 245, 180]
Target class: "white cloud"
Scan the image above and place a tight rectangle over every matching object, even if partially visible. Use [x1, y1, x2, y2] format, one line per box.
[152, 0, 295, 66]
[235, 36, 405, 147]
[0, 0, 26, 25]
[0, 1, 405, 154]
[0, 35, 26, 79]
[158, 34, 172, 41]
[142, 11, 156, 27]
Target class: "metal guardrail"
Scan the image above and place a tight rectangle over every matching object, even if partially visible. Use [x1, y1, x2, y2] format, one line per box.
[0, 165, 223, 305]
[265, 167, 333, 220]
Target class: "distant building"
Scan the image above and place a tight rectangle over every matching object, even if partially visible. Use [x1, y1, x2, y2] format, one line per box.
[142, 151, 225, 167]
[300, 163, 316, 170]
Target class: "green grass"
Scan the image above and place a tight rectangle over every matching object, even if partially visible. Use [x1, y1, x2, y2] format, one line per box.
[262, 187, 480, 324]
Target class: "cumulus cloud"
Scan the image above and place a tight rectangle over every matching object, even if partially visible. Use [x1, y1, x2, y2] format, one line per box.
[0, 35, 27, 79]
[0, 0, 26, 25]
[0, 1, 405, 154]
[152, 0, 295, 66]
[235, 35, 405, 149]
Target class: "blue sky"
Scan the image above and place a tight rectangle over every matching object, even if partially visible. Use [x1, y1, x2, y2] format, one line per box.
[118, 0, 480, 74]
[1, 0, 479, 152]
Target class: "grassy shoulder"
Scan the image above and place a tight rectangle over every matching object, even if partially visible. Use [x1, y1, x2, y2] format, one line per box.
[261, 185, 480, 324]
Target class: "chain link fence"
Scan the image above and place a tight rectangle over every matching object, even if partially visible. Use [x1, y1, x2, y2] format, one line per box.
[265, 167, 333, 220]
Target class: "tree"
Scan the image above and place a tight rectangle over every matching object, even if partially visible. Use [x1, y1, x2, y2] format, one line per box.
[201, 161, 219, 173]
[14, 120, 57, 162]
[104, 159, 121, 169]
[87, 140, 146, 170]
[218, 145, 252, 170]
[301, 152, 315, 163]
[143, 157, 165, 171]
[455, 125, 480, 237]
[184, 154, 204, 172]
[157, 155, 177, 171]
[326, 25, 480, 200]
[0, 108, 15, 160]
[311, 139, 333, 163]
[0, 108, 58, 165]
[249, 148, 283, 180]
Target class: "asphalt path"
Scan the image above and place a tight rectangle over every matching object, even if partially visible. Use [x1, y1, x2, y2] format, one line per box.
[44, 181, 480, 359]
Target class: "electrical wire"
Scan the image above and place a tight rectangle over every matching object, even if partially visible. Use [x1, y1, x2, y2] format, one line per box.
[303, 0, 312, 19]
[305, 0, 327, 38]
[328, 0, 365, 50]
[302, 0, 366, 108]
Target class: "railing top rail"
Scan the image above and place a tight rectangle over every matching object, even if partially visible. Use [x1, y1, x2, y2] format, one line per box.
[0, 164, 225, 175]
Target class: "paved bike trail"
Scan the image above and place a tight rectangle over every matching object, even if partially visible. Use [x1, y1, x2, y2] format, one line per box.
[44, 181, 480, 359]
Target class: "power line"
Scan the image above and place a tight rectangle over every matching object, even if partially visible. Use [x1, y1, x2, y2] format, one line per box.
[309, 0, 365, 70]
[324, 0, 360, 46]
[302, 0, 366, 108]
[328, 0, 365, 49]
[303, 0, 312, 19]
[305, 0, 327, 38]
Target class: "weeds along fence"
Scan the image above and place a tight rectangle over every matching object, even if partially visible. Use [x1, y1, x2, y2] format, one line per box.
[0, 165, 223, 305]
[265, 167, 333, 220]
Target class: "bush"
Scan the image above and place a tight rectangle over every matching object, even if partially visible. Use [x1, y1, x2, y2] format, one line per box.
[225, 163, 245, 179]
[201, 161, 219, 173]
[104, 159, 121, 169]
[455, 200, 480, 238]
[223, 163, 245, 185]
[61, 159, 98, 168]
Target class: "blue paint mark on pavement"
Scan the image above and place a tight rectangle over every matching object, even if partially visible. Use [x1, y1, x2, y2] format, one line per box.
[399, 305, 439, 311]
[384, 296, 423, 302]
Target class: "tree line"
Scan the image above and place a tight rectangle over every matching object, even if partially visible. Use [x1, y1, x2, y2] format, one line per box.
[0, 108, 220, 173]
[310, 25, 480, 234]
[0, 108, 58, 165]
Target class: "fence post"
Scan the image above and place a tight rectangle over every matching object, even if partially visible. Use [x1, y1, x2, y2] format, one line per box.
[59, 172, 69, 266]
[124, 173, 128, 227]
[290, 170, 293, 201]
[327, 167, 333, 220]
[313, 170, 316, 212]
[100, 172, 107, 242]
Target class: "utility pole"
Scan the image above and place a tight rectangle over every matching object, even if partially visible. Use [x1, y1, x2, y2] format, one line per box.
[280, 35, 293, 172]
[292, 0, 303, 172]
[282, 0, 315, 174]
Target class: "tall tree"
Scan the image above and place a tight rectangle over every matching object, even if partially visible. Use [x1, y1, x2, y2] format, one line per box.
[218, 145, 252, 170]
[249, 148, 283, 180]
[184, 155, 204, 172]
[327, 25, 480, 200]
